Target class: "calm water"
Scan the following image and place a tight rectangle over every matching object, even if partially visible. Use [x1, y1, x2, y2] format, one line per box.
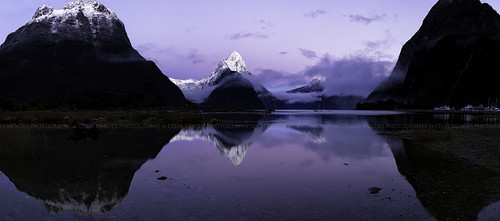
[0, 111, 499, 220]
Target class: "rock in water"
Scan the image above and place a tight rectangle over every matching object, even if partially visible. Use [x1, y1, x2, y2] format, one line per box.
[368, 187, 382, 194]
[365, 0, 500, 109]
[0, 0, 186, 109]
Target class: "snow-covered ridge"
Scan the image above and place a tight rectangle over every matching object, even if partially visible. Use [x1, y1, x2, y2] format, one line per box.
[29, 0, 120, 36]
[170, 51, 254, 101]
[287, 75, 326, 94]
[170, 51, 250, 89]
[31, 0, 118, 22]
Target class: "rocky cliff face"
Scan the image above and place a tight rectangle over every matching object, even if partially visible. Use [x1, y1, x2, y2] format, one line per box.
[0, 0, 186, 109]
[365, 0, 500, 108]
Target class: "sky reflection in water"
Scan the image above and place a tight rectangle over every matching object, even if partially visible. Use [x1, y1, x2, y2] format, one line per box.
[1, 112, 499, 220]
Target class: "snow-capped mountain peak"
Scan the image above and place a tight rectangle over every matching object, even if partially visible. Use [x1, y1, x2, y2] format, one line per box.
[218, 51, 248, 73]
[287, 76, 326, 94]
[170, 51, 251, 92]
[169, 50, 278, 107]
[19, 0, 126, 49]
[311, 76, 326, 84]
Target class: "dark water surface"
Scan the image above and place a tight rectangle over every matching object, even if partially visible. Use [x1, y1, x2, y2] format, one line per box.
[0, 110, 499, 220]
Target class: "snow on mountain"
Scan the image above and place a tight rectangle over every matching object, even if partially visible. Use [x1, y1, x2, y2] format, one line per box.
[211, 51, 250, 74]
[171, 51, 250, 90]
[287, 76, 326, 94]
[29, 0, 120, 37]
[170, 51, 271, 104]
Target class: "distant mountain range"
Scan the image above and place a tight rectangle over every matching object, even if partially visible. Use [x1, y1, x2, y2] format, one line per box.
[361, 0, 500, 109]
[170, 52, 365, 110]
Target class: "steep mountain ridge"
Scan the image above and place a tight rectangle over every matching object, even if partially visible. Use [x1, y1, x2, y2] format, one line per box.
[365, 0, 500, 109]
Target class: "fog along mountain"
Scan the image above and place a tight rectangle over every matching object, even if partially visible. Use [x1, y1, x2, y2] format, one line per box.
[170, 51, 281, 110]
[0, 0, 186, 110]
[362, 0, 500, 109]
[285, 76, 364, 110]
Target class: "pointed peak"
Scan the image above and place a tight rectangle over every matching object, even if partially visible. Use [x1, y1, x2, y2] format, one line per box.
[226, 51, 243, 60]
[33, 5, 54, 19]
[219, 51, 248, 73]
[312, 76, 326, 83]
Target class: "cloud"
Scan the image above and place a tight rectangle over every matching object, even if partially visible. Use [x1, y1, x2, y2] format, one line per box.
[255, 51, 394, 98]
[357, 30, 398, 60]
[348, 13, 387, 25]
[185, 26, 197, 33]
[254, 69, 307, 90]
[304, 9, 328, 18]
[274, 91, 323, 104]
[303, 55, 394, 96]
[279, 51, 288, 56]
[258, 19, 273, 29]
[299, 48, 318, 60]
[186, 49, 206, 65]
[227, 31, 268, 40]
[134, 44, 212, 79]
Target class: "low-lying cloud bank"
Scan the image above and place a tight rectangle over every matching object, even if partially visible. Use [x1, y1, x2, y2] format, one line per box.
[255, 54, 394, 103]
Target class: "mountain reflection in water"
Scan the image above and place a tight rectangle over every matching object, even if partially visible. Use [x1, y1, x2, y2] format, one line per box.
[170, 122, 268, 166]
[0, 128, 179, 216]
[0, 112, 498, 220]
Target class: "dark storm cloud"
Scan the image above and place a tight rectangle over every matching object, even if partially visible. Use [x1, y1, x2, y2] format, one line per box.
[348, 13, 387, 24]
[304, 9, 328, 18]
[279, 51, 288, 55]
[299, 48, 318, 60]
[227, 31, 268, 40]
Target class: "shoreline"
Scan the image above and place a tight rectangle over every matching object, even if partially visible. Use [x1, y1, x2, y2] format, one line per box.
[380, 127, 500, 173]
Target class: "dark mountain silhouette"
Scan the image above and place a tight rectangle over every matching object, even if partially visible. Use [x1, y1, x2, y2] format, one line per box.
[0, 0, 186, 110]
[364, 0, 500, 109]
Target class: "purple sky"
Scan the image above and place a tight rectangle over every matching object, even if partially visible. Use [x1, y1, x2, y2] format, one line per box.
[1, 0, 499, 94]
